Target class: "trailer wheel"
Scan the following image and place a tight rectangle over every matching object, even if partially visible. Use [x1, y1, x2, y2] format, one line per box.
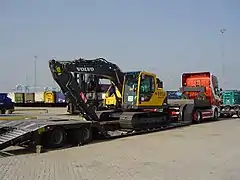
[44, 127, 67, 149]
[237, 111, 240, 118]
[224, 105, 231, 112]
[234, 105, 240, 112]
[0, 109, 6, 114]
[6, 110, 13, 114]
[192, 110, 201, 123]
[212, 109, 218, 121]
[68, 127, 92, 146]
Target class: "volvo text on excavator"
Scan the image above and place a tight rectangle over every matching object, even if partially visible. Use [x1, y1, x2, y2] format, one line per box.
[61, 58, 124, 114]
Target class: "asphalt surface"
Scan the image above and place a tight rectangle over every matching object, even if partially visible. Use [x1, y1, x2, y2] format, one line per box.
[0, 107, 240, 180]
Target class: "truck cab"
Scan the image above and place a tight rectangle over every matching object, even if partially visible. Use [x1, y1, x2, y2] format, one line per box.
[181, 72, 221, 106]
[169, 72, 221, 123]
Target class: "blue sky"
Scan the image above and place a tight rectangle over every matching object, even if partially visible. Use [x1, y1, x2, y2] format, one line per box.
[0, 0, 239, 91]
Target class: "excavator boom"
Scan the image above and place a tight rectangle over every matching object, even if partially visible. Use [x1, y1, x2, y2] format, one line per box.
[49, 57, 125, 120]
[49, 59, 99, 121]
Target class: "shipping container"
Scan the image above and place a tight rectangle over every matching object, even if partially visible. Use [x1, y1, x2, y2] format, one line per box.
[35, 92, 44, 102]
[24, 93, 35, 103]
[222, 90, 240, 105]
[55, 92, 65, 103]
[14, 93, 25, 103]
[44, 91, 56, 103]
[7, 92, 15, 102]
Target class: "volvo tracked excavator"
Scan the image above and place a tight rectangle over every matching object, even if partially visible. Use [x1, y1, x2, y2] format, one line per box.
[49, 57, 177, 129]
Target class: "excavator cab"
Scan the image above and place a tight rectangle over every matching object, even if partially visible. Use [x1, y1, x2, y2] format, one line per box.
[122, 71, 167, 110]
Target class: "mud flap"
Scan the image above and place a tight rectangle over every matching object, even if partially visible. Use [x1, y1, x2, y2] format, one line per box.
[179, 104, 194, 122]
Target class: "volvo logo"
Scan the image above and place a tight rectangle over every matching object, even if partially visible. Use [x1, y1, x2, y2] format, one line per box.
[77, 67, 95, 72]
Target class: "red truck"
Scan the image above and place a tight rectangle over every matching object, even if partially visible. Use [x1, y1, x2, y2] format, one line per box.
[168, 72, 222, 123]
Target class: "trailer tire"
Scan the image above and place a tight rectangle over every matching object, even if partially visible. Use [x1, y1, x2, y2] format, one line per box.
[237, 111, 240, 118]
[234, 105, 240, 112]
[212, 109, 218, 121]
[68, 127, 92, 146]
[44, 127, 67, 149]
[225, 105, 231, 112]
[6, 110, 13, 114]
[192, 110, 201, 123]
[0, 109, 6, 114]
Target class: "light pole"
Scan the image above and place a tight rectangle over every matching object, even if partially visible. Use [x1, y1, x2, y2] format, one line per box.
[220, 28, 226, 88]
[34, 55, 37, 91]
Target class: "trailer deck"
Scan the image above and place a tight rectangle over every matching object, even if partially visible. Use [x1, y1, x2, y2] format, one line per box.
[0, 115, 192, 152]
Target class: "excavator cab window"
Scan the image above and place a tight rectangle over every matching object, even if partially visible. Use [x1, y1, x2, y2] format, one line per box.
[157, 78, 163, 88]
[122, 73, 139, 107]
[139, 74, 155, 101]
[124, 75, 138, 92]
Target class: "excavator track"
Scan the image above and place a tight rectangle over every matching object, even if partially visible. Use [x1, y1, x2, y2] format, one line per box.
[119, 111, 172, 129]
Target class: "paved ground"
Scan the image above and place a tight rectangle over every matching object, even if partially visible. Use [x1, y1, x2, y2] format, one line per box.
[1, 116, 240, 180]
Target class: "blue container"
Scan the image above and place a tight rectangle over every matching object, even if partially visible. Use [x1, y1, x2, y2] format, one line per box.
[56, 92, 66, 103]
[167, 91, 182, 99]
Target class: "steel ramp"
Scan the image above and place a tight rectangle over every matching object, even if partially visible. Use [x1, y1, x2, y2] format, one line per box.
[0, 129, 29, 150]
[0, 120, 46, 150]
[0, 119, 91, 151]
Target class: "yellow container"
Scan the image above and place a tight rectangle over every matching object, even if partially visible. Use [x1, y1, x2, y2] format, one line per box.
[44, 91, 56, 103]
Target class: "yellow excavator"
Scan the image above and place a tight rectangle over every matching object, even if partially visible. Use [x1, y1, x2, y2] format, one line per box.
[104, 71, 166, 112]
[49, 58, 171, 130]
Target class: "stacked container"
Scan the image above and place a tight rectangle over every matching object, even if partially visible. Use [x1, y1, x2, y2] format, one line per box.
[14, 93, 25, 103]
[24, 93, 35, 103]
[7, 92, 15, 102]
[55, 92, 65, 103]
[44, 91, 56, 103]
[35, 92, 44, 102]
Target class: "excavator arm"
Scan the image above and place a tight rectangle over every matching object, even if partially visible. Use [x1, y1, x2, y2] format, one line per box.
[49, 57, 125, 120]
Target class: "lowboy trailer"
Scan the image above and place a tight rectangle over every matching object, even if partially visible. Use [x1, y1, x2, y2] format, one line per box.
[0, 59, 222, 152]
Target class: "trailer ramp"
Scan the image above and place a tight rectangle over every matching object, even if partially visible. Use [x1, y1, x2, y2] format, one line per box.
[0, 118, 92, 151]
[0, 120, 46, 151]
